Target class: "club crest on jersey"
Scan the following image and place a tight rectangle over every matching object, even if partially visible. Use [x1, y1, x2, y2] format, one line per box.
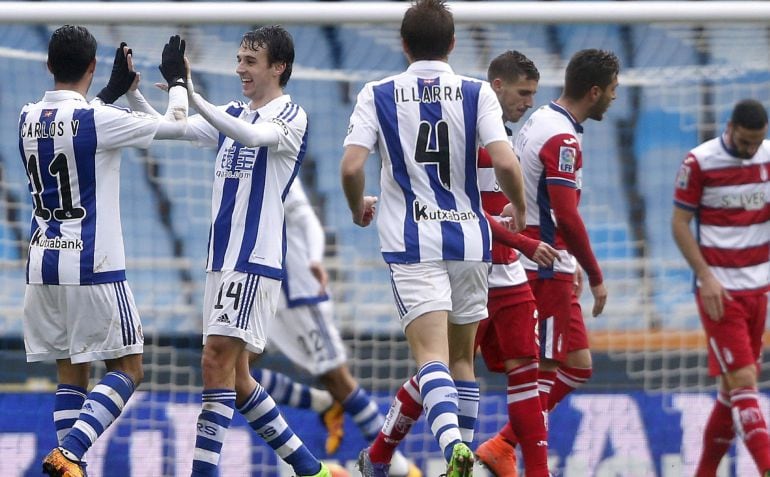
[675, 164, 691, 189]
[558, 146, 576, 173]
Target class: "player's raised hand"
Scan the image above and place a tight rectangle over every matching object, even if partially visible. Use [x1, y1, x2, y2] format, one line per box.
[96, 42, 137, 104]
[354, 195, 378, 227]
[159, 35, 186, 90]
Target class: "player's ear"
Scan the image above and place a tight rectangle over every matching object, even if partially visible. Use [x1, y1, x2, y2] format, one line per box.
[491, 78, 503, 92]
[447, 35, 455, 55]
[46, 60, 53, 75]
[87, 58, 97, 75]
[272, 61, 286, 78]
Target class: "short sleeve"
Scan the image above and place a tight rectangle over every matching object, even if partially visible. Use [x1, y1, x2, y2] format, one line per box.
[271, 106, 308, 156]
[673, 153, 703, 211]
[539, 133, 581, 189]
[93, 104, 160, 150]
[343, 84, 379, 151]
[476, 81, 508, 147]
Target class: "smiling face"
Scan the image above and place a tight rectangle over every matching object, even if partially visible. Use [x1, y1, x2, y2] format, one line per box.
[235, 43, 283, 106]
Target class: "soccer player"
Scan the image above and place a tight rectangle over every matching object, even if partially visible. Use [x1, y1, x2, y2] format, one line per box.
[340, 1, 526, 476]
[20, 26, 188, 477]
[251, 177, 420, 477]
[143, 26, 330, 477]
[473, 50, 554, 477]
[515, 48, 615, 422]
[672, 99, 770, 477]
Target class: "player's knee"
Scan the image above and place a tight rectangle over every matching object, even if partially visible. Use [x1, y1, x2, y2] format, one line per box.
[106, 354, 144, 386]
[724, 365, 758, 390]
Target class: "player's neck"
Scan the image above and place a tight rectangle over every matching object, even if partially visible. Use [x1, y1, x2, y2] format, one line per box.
[53, 81, 89, 99]
[554, 97, 588, 124]
[248, 86, 284, 111]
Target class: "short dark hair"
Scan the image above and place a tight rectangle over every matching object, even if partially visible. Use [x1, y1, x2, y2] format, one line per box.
[241, 25, 295, 88]
[563, 49, 620, 100]
[487, 50, 540, 84]
[400, 0, 454, 61]
[48, 25, 97, 83]
[731, 99, 768, 130]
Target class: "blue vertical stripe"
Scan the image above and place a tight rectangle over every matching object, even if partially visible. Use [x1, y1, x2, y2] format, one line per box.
[236, 147, 267, 268]
[417, 77, 464, 260]
[114, 282, 128, 345]
[460, 80, 490, 261]
[72, 109, 97, 284]
[536, 171, 555, 279]
[37, 109, 61, 284]
[374, 81, 420, 262]
[211, 179, 238, 271]
[18, 112, 32, 283]
[211, 105, 247, 271]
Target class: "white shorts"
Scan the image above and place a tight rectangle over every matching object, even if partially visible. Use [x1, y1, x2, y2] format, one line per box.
[388, 261, 490, 330]
[24, 282, 143, 364]
[267, 300, 347, 376]
[203, 271, 279, 354]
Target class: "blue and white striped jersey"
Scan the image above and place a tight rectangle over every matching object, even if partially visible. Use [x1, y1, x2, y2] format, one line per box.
[281, 179, 329, 307]
[344, 61, 508, 263]
[185, 95, 308, 279]
[18, 90, 160, 285]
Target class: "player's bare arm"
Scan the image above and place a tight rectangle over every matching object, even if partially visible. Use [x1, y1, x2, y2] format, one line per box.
[340, 145, 377, 227]
[486, 140, 526, 232]
[671, 205, 731, 321]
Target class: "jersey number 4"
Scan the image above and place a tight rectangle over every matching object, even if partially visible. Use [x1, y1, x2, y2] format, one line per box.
[26, 153, 86, 221]
[415, 120, 451, 190]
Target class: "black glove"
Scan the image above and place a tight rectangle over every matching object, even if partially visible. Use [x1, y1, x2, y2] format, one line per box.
[96, 42, 137, 104]
[159, 35, 186, 89]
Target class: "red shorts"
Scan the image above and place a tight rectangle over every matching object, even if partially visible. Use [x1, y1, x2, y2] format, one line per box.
[698, 291, 767, 377]
[529, 278, 588, 362]
[475, 284, 539, 373]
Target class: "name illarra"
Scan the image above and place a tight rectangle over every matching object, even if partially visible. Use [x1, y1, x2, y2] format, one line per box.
[395, 85, 464, 104]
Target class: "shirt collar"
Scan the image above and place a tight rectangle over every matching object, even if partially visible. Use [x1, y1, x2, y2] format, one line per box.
[42, 90, 88, 102]
[248, 94, 292, 116]
[548, 101, 584, 134]
[406, 60, 455, 76]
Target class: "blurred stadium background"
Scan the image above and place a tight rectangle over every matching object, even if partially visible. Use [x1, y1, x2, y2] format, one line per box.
[1, 1, 770, 475]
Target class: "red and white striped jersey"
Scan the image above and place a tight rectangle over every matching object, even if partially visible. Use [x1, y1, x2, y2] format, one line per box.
[19, 90, 160, 285]
[673, 135, 770, 294]
[514, 102, 581, 278]
[477, 147, 528, 289]
[344, 60, 508, 264]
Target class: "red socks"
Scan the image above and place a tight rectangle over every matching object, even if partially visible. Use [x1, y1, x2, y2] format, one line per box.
[507, 362, 549, 476]
[548, 365, 592, 411]
[696, 392, 733, 476]
[731, 387, 770, 474]
[369, 376, 422, 464]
